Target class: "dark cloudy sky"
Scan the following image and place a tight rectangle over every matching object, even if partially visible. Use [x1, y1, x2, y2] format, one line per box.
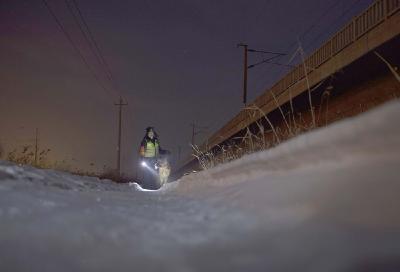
[0, 0, 373, 175]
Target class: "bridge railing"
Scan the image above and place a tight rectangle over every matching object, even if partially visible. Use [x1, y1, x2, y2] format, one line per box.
[355, 0, 385, 39]
[388, 0, 400, 15]
[274, 0, 399, 102]
[248, 0, 398, 119]
[201, 0, 399, 154]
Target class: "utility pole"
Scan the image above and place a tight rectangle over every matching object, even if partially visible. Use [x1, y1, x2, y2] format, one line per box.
[237, 43, 286, 106]
[237, 43, 248, 105]
[34, 128, 38, 166]
[114, 97, 128, 176]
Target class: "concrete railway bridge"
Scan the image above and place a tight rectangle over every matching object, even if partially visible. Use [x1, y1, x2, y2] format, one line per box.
[175, 0, 400, 176]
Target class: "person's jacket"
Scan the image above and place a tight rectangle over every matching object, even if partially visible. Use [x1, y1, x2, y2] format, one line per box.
[139, 136, 160, 158]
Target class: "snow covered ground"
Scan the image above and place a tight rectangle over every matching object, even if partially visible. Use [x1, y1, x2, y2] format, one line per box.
[1, 100, 400, 272]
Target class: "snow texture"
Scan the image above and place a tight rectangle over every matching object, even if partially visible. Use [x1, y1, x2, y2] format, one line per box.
[1, 100, 400, 272]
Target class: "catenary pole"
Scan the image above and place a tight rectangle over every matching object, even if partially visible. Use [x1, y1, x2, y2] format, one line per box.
[237, 43, 248, 105]
[237, 43, 286, 106]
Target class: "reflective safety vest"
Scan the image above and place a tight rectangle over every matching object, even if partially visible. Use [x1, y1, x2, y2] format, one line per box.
[140, 139, 159, 158]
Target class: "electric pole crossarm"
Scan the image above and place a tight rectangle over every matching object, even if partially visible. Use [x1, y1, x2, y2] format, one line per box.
[247, 49, 286, 55]
[248, 54, 285, 69]
[237, 43, 288, 106]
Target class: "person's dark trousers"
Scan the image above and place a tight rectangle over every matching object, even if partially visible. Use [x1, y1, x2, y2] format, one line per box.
[140, 157, 158, 189]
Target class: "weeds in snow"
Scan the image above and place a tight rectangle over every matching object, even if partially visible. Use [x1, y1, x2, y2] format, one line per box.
[192, 101, 318, 170]
[6, 145, 51, 168]
[191, 43, 337, 170]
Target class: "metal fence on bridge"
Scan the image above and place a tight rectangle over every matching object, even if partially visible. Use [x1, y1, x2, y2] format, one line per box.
[264, 0, 399, 106]
[204, 0, 399, 151]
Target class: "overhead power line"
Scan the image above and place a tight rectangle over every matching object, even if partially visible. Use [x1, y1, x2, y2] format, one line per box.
[64, 0, 109, 79]
[303, 0, 363, 52]
[241, 0, 342, 95]
[43, 0, 135, 174]
[68, 0, 118, 92]
[41, 0, 113, 98]
[283, 0, 344, 56]
[68, 0, 143, 174]
[66, 0, 139, 174]
[271, 0, 361, 81]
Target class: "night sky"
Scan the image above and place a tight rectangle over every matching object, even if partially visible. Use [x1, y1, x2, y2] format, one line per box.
[0, 0, 373, 175]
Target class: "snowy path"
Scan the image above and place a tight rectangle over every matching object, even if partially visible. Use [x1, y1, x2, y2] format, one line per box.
[1, 101, 400, 272]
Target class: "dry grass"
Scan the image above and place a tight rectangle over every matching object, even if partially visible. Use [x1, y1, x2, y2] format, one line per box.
[2, 145, 123, 181]
[191, 44, 339, 171]
[191, 90, 334, 170]
[6, 145, 51, 168]
[192, 100, 316, 171]
[299, 42, 316, 128]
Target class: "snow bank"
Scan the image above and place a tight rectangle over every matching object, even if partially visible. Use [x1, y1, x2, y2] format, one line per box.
[1, 100, 400, 272]
[174, 99, 400, 193]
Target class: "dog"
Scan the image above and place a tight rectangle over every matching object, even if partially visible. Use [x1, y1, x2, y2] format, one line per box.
[157, 158, 171, 187]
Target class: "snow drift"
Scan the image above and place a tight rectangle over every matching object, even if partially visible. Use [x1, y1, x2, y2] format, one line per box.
[1, 100, 400, 272]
